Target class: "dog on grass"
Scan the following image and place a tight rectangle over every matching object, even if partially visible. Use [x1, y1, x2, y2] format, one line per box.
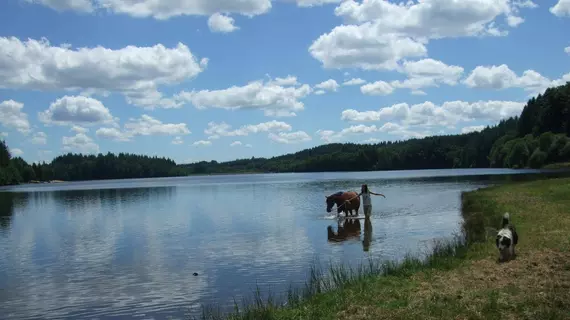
[496, 212, 518, 263]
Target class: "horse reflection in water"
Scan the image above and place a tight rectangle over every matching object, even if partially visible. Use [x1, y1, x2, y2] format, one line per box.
[327, 217, 374, 252]
[327, 218, 362, 242]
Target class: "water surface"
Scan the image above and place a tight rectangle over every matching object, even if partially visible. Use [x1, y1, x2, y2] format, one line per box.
[0, 169, 567, 319]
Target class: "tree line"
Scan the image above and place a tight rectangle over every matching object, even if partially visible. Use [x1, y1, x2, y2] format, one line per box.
[1, 82, 569, 186]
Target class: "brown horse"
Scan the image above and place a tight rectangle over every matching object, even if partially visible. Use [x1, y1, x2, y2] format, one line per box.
[325, 191, 360, 216]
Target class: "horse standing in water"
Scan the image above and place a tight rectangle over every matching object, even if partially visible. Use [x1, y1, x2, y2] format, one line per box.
[325, 191, 361, 217]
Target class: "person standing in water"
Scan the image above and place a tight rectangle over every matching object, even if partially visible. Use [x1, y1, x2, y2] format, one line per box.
[347, 184, 385, 218]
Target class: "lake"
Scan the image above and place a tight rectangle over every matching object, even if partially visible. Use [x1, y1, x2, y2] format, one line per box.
[0, 168, 568, 319]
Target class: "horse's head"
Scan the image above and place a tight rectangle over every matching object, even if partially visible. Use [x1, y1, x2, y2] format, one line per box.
[325, 192, 342, 213]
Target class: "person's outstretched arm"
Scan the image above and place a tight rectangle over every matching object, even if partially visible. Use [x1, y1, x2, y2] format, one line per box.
[370, 191, 386, 198]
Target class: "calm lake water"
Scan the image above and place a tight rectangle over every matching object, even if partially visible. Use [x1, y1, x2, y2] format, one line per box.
[1, 168, 568, 319]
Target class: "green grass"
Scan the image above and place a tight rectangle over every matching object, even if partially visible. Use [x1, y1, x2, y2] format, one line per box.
[542, 162, 570, 169]
[193, 177, 570, 320]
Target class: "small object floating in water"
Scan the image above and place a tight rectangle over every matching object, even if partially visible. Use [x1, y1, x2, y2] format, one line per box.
[193, 272, 199, 276]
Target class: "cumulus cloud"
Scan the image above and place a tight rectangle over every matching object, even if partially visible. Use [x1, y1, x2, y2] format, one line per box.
[96, 115, 190, 142]
[268, 131, 312, 144]
[204, 120, 291, 138]
[208, 13, 239, 33]
[31, 132, 48, 145]
[0, 36, 207, 109]
[461, 125, 487, 134]
[463, 64, 564, 95]
[310, 0, 536, 71]
[193, 140, 212, 146]
[230, 141, 242, 146]
[343, 78, 366, 86]
[314, 90, 326, 95]
[39, 96, 117, 126]
[124, 115, 191, 136]
[315, 79, 340, 92]
[10, 148, 24, 156]
[295, 0, 342, 7]
[0, 100, 31, 134]
[269, 76, 299, 86]
[359, 59, 465, 95]
[551, 0, 570, 17]
[565, 46, 570, 54]
[317, 123, 429, 142]
[95, 127, 131, 142]
[71, 125, 88, 134]
[26, 0, 272, 19]
[176, 77, 311, 117]
[361, 81, 394, 96]
[341, 100, 525, 128]
[309, 27, 427, 71]
[62, 133, 100, 154]
[172, 136, 184, 145]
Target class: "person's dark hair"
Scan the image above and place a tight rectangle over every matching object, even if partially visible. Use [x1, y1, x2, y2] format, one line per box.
[361, 184, 369, 193]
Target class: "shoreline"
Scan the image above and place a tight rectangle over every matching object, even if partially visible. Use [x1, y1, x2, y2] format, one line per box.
[195, 177, 570, 319]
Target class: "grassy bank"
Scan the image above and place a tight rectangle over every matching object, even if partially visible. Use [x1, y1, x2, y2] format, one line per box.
[543, 162, 570, 170]
[196, 177, 570, 320]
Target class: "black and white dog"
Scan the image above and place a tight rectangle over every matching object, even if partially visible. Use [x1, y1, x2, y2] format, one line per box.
[496, 212, 518, 262]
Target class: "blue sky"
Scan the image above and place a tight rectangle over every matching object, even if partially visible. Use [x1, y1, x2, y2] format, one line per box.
[1, 0, 569, 164]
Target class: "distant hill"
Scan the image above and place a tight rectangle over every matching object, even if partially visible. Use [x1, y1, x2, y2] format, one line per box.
[2, 82, 570, 185]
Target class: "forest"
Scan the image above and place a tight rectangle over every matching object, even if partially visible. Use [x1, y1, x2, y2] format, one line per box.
[1, 82, 569, 186]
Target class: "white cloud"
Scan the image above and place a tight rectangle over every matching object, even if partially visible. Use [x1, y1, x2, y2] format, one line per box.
[463, 64, 558, 95]
[268, 131, 312, 144]
[0, 36, 207, 109]
[230, 141, 242, 146]
[1, 132, 7, 137]
[205, 120, 291, 138]
[551, 0, 570, 17]
[10, 148, 24, 156]
[309, 27, 427, 71]
[343, 78, 366, 86]
[31, 132, 48, 145]
[0, 100, 31, 134]
[341, 100, 525, 128]
[317, 123, 429, 142]
[363, 138, 381, 144]
[269, 76, 299, 86]
[295, 0, 342, 7]
[27, 0, 272, 19]
[315, 79, 340, 92]
[24, 0, 95, 12]
[245, 143, 253, 148]
[96, 115, 190, 142]
[62, 133, 100, 154]
[361, 81, 394, 96]
[193, 140, 212, 146]
[177, 77, 311, 117]
[124, 115, 191, 137]
[565, 46, 570, 54]
[334, 0, 532, 37]
[314, 90, 326, 95]
[71, 125, 88, 134]
[461, 125, 486, 134]
[310, 0, 536, 71]
[39, 96, 116, 126]
[172, 136, 184, 145]
[401, 59, 464, 86]
[95, 127, 131, 142]
[208, 13, 239, 33]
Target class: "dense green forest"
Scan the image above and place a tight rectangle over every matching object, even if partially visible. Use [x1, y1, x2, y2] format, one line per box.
[1, 82, 569, 186]
[0, 140, 187, 186]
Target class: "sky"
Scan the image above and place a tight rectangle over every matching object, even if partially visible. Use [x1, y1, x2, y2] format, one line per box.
[0, 0, 569, 165]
